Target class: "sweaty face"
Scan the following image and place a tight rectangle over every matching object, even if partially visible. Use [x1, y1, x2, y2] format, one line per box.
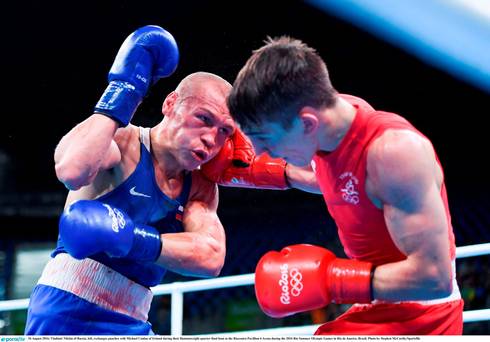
[243, 118, 315, 167]
[170, 88, 235, 170]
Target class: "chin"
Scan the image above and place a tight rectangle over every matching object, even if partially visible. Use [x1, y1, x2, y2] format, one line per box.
[185, 159, 203, 171]
[179, 152, 203, 171]
[183, 162, 200, 171]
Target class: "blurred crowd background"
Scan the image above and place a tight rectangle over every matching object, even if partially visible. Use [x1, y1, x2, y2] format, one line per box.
[1, 0, 489, 335]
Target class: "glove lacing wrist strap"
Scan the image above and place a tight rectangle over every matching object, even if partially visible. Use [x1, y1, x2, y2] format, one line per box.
[327, 258, 373, 304]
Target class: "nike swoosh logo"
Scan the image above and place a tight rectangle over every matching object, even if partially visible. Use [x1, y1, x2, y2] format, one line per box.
[129, 186, 151, 198]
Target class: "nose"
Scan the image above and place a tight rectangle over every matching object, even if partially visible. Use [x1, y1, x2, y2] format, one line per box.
[201, 128, 217, 149]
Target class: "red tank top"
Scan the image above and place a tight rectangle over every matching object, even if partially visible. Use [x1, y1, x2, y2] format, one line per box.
[312, 95, 456, 265]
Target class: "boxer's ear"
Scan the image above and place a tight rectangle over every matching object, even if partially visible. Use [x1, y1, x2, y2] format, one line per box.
[299, 107, 319, 136]
[162, 91, 178, 117]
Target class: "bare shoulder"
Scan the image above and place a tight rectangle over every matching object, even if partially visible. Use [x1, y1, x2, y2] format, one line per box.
[113, 125, 141, 159]
[369, 129, 433, 165]
[188, 170, 219, 209]
[367, 129, 437, 204]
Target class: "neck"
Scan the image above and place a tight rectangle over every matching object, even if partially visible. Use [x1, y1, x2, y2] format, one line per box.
[317, 97, 357, 152]
[149, 123, 185, 180]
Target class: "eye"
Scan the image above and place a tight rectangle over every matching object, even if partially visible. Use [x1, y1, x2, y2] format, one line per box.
[196, 114, 211, 125]
[219, 127, 232, 136]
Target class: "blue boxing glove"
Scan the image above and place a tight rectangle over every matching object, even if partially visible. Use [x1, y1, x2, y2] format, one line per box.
[94, 25, 179, 126]
[59, 200, 162, 262]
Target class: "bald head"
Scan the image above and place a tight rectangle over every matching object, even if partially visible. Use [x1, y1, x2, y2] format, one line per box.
[158, 71, 235, 171]
[175, 72, 232, 101]
[161, 71, 234, 132]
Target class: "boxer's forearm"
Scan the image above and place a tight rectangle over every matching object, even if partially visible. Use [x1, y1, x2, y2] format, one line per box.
[156, 231, 225, 278]
[54, 114, 120, 190]
[285, 164, 322, 194]
[372, 256, 453, 301]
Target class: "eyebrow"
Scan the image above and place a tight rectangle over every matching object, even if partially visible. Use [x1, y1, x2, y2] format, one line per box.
[197, 108, 235, 132]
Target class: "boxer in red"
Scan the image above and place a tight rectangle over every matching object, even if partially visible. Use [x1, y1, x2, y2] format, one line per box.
[202, 37, 463, 335]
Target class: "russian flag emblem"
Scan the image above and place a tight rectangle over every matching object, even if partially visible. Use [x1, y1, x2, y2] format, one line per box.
[176, 205, 184, 221]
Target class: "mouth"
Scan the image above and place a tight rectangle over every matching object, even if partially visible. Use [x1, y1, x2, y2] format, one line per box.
[191, 150, 208, 162]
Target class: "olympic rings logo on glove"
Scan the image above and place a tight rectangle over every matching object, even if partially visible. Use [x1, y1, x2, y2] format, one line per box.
[278, 264, 303, 305]
[289, 268, 303, 296]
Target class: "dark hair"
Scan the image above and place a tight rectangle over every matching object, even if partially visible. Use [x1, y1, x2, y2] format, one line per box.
[228, 36, 337, 131]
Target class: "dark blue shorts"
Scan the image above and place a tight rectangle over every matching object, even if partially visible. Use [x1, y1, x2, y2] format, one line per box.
[25, 285, 154, 335]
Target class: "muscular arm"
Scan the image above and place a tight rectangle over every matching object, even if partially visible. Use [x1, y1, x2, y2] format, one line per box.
[286, 164, 321, 194]
[155, 172, 226, 277]
[54, 114, 122, 190]
[368, 130, 453, 301]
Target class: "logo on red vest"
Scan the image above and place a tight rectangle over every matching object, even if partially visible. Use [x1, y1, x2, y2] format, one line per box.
[339, 172, 360, 205]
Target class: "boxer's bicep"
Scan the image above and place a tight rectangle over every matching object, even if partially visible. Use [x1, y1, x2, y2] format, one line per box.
[183, 174, 225, 252]
[182, 197, 225, 253]
[183, 180, 221, 237]
[380, 185, 451, 296]
[156, 172, 225, 277]
[368, 131, 452, 301]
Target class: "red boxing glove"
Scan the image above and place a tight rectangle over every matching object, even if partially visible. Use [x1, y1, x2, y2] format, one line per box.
[254, 244, 373, 318]
[200, 128, 288, 190]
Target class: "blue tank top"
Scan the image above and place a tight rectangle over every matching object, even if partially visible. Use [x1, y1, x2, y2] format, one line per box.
[53, 127, 192, 287]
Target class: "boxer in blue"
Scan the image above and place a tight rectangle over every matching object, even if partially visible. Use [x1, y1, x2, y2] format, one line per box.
[25, 25, 236, 335]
